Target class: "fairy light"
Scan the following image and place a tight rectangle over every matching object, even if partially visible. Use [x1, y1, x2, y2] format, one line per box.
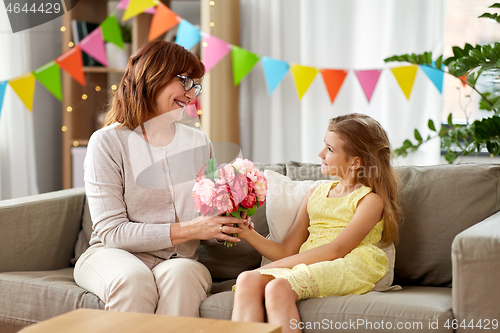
[61, 126, 67, 132]
[202, 42, 208, 47]
[210, 1, 215, 5]
[195, 122, 201, 127]
[209, 22, 215, 27]
[111, 84, 117, 91]
[95, 86, 101, 92]
[82, 94, 88, 100]
[60, 26, 66, 32]
[73, 141, 79, 147]
[66, 106, 73, 112]
[68, 41, 74, 47]
[197, 109, 202, 115]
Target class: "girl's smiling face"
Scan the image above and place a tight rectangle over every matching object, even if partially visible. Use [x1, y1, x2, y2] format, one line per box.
[318, 131, 353, 177]
[154, 73, 198, 116]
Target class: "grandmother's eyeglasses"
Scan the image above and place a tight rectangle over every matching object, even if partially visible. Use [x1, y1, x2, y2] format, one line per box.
[176, 75, 202, 97]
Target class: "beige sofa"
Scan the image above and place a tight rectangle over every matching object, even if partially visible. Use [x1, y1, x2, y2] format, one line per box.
[1, 162, 499, 333]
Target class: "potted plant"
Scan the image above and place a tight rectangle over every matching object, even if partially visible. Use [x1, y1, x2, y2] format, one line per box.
[385, 3, 500, 163]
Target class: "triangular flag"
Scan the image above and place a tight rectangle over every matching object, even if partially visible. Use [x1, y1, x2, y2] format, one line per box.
[33, 61, 62, 101]
[149, 3, 181, 41]
[56, 45, 86, 86]
[175, 19, 201, 50]
[321, 69, 348, 104]
[355, 69, 382, 103]
[80, 27, 108, 67]
[261, 57, 289, 95]
[118, 0, 156, 14]
[9, 73, 36, 112]
[459, 74, 467, 87]
[101, 15, 124, 49]
[390, 65, 418, 100]
[0, 81, 7, 118]
[290, 64, 318, 100]
[122, 0, 157, 21]
[231, 46, 261, 86]
[202, 35, 232, 72]
[420, 64, 444, 93]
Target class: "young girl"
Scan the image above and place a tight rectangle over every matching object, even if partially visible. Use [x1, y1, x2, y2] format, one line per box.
[232, 113, 401, 332]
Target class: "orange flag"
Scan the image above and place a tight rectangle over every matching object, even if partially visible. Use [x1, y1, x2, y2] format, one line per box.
[56, 45, 86, 86]
[149, 3, 181, 41]
[321, 69, 348, 104]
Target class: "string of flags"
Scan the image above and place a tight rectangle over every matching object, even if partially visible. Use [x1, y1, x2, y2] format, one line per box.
[0, 0, 467, 120]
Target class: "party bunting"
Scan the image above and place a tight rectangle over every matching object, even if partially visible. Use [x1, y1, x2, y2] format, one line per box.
[175, 20, 201, 51]
[9, 73, 36, 112]
[101, 15, 124, 49]
[0, 81, 7, 118]
[80, 27, 108, 67]
[355, 69, 382, 103]
[291, 64, 318, 100]
[56, 45, 86, 86]
[231, 46, 261, 86]
[122, 0, 157, 21]
[202, 34, 232, 73]
[390, 65, 418, 100]
[420, 64, 444, 93]
[149, 3, 181, 41]
[261, 57, 289, 95]
[321, 69, 347, 104]
[459, 74, 467, 87]
[33, 61, 62, 101]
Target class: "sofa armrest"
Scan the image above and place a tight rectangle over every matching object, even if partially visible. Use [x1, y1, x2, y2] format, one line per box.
[452, 210, 500, 331]
[0, 187, 86, 273]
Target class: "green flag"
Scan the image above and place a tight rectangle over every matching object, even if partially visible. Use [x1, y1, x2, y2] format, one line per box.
[101, 14, 124, 49]
[231, 46, 261, 86]
[33, 61, 62, 101]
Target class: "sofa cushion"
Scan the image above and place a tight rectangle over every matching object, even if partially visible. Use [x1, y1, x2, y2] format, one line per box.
[394, 164, 500, 287]
[0, 188, 85, 273]
[201, 286, 453, 333]
[0, 268, 103, 327]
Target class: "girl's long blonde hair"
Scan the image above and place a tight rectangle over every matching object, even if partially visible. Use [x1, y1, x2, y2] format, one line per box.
[329, 113, 401, 245]
[105, 41, 205, 130]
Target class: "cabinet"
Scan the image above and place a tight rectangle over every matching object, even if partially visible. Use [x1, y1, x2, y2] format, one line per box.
[61, 0, 239, 189]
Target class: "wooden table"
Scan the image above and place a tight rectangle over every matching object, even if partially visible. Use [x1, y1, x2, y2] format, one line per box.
[19, 309, 281, 333]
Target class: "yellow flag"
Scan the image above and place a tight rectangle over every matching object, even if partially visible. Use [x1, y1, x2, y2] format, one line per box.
[123, 0, 158, 21]
[391, 65, 418, 100]
[291, 64, 319, 100]
[9, 73, 36, 112]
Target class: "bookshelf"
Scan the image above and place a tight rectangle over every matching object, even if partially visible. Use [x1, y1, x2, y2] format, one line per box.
[61, 0, 240, 189]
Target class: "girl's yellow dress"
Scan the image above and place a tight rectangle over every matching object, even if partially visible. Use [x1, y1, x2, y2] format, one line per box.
[258, 181, 389, 300]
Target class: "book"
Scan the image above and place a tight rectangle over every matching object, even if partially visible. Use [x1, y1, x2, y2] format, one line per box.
[71, 19, 103, 67]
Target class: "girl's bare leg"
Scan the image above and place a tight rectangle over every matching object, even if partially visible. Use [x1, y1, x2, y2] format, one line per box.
[232, 270, 274, 322]
[264, 278, 301, 333]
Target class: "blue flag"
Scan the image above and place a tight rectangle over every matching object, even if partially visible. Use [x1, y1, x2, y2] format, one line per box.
[0, 81, 7, 119]
[261, 56, 289, 95]
[420, 63, 444, 93]
[175, 20, 201, 51]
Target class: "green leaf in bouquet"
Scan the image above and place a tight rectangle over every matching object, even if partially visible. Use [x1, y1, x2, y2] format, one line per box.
[230, 211, 241, 218]
[246, 205, 257, 216]
[204, 157, 219, 181]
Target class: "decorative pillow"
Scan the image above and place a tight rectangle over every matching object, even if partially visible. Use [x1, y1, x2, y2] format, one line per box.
[262, 169, 399, 292]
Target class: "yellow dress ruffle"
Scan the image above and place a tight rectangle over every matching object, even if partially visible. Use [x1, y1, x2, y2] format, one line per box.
[258, 182, 389, 300]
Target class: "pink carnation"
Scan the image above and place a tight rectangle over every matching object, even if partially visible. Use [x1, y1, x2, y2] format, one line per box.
[253, 173, 268, 204]
[193, 178, 216, 205]
[216, 164, 236, 185]
[229, 173, 248, 206]
[192, 192, 214, 215]
[195, 164, 206, 182]
[212, 185, 236, 214]
[241, 192, 257, 209]
[232, 158, 258, 177]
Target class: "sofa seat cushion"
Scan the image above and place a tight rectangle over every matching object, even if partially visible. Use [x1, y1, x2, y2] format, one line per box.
[201, 286, 452, 333]
[0, 268, 103, 327]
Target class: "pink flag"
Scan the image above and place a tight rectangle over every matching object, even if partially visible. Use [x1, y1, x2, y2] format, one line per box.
[80, 27, 108, 67]
[354, 69, 382, 103]
[117, 0, 156, 14]
[202, 35, 232, 73]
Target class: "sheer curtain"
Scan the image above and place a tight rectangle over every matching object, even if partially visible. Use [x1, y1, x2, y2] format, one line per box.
[239, 0, 446, 166]
[0, 4, 39, 200]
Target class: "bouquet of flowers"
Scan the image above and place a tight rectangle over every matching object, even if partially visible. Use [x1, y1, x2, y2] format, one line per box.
[192, 157, 267, 247]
